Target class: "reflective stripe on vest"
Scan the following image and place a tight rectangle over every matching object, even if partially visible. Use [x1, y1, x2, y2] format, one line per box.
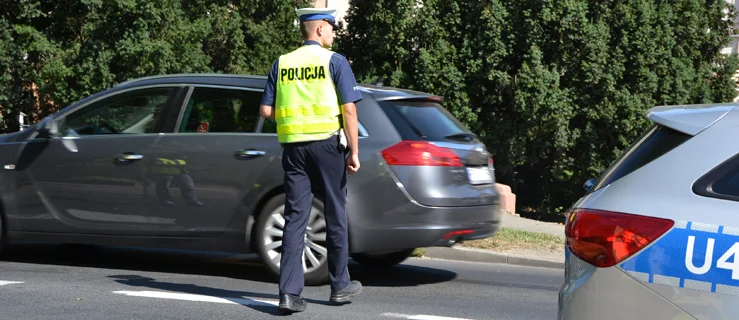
[153, 158, 186, 175]
[275, 45, 342, 144]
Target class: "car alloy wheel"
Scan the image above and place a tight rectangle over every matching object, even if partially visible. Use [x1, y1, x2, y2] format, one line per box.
[254, 194, 331, 285]
[262, 204, 329, 274]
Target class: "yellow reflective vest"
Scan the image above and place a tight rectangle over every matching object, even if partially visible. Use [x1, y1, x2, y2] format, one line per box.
[274, 45, 342, 144]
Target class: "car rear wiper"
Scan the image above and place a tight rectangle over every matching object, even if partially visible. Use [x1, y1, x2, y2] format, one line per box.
[444, 132, 478, 141]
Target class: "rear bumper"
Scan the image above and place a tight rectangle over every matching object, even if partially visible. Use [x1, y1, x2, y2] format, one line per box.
[349, 204, 499, 253]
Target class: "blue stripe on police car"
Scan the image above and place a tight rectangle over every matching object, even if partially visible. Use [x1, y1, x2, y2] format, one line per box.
[621, 221, 739, 295]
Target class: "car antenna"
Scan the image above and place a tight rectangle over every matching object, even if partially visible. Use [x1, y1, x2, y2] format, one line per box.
[374, 76, 384, 86]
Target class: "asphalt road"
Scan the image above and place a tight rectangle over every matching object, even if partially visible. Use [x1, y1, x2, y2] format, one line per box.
[0, 243, 562, 320]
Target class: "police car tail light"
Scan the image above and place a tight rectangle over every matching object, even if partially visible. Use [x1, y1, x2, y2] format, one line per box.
[565, 208, 674, 268]
[381, 141, 463, 167]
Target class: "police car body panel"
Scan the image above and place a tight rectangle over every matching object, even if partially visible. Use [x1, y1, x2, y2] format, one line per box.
[560, 103, 739, 319]
[559, 257, 691, 320]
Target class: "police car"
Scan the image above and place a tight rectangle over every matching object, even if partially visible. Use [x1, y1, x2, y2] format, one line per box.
[560, 103, 739, 319]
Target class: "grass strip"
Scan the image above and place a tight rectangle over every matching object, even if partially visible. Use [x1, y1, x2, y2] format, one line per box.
[458, 228, 564, 252]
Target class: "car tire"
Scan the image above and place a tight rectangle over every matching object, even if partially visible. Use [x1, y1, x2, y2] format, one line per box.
[253, 194, 330, 286]
[350, 249, 415, 268]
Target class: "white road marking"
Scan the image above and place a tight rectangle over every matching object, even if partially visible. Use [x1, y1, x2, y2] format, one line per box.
[381, 313, 474, 320]
[112, 290, 278, 307]
[0, 281, 24, 286]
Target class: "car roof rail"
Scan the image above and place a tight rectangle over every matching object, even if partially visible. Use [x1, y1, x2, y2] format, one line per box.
[115, 73, 268, 87]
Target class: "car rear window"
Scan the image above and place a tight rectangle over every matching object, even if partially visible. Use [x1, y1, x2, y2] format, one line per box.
[379, 100, 472, 141]
[591, 124, 692, 192]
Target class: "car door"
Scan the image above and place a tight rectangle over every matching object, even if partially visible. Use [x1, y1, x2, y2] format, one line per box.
[13, 85, 185, 235]
[148, 85, 283, 236]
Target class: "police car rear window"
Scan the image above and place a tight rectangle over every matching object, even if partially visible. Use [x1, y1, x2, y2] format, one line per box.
[591, 125, 692, 192]
[379, 100, 471, 141]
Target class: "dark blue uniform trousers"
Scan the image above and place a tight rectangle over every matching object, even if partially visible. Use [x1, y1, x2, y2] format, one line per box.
[279, 135, 350, 296]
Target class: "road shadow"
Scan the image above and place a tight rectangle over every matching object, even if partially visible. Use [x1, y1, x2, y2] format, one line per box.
[108, 274, 367, 315]
[0, 243, 273, 284]
[347, 263, 458, 287]
[0, 243, 457, 287]
[109, 275, 287, 316]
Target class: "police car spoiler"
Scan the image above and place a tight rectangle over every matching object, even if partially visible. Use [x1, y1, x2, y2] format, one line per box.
[646, 103, 738, 136]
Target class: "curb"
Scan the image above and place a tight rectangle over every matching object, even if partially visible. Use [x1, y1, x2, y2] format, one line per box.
[421, 247, 565, 269]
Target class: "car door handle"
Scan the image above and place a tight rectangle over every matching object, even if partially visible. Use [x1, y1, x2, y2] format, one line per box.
[235, 149, 266, 159]
[115, 153, 144, 162]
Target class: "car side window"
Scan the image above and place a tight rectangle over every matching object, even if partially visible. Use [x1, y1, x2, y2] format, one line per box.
[59, 87, 173, 137]
[712, 170, 739, 196]
[179, 87, 261, 133]
[694, 154, 739, 202]
[261, 119, 278, 134]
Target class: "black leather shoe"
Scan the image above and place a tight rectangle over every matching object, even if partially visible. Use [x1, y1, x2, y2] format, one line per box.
[330, 280, 362, 303]
[278, 294, 307, 314]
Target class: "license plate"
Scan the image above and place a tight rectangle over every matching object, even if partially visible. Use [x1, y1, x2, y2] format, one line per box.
[466, 167, 493, 185]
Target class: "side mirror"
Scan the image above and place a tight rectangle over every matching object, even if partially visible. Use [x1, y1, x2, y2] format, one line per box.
[35, 116, 60, 140]
[583, 178, 596, 193]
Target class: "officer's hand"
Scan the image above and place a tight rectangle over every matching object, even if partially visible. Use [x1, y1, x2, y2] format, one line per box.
[347, 153, 360, 175]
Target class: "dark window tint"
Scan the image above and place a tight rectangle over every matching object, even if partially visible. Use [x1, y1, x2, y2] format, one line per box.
[179, 87, 261, 133]
[60, 87, 173, 136]
[379, 100, 471, 141]
[694, 154, 739, 202]
[710, 170, 739, 197]
[592, 125, 691, 191]
[261, 119, 277, 134]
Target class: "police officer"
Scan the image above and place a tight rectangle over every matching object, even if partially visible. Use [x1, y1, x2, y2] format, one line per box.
[259, 7, 363, 315]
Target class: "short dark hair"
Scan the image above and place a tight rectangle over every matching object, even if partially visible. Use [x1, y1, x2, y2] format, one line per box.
[300, 20, 318, 39]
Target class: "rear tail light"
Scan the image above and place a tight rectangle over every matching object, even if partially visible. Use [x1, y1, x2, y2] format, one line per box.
[565, 208, 674, 268]
[488, 156, 494, 169]
[442, 229, 474, 240]
[381, 141, 463, 167]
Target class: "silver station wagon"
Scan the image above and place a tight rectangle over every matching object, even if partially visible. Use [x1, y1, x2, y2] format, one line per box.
[561, 102, 739, 319]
